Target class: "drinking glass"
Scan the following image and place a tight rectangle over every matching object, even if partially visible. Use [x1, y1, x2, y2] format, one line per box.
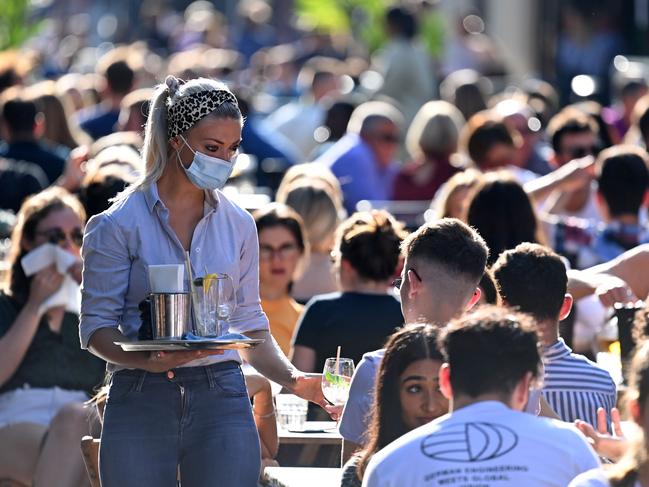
[321, 358, 355, 406]
[275, 394, 308, 431]
[191, 274, 236, 337]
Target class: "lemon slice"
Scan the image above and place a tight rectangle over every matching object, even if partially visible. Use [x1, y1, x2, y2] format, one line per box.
[203, 273, 219, 292]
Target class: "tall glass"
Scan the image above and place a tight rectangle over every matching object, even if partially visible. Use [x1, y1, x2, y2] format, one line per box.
[191, 274, 236, 337]
[321, 358, 355, 406]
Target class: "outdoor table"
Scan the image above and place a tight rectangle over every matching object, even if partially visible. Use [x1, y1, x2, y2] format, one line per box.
[277, 421, 342, 466]
[263, 467, 341, 487]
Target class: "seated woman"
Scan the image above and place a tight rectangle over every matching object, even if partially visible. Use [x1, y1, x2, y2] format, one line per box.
[0, 187, 105, 486]
[340, 324, 448, 487]
[392, 101, 465, 201]
[276, 164, 344, 303]
[253, 203, 308, 356]
[291, 210, 406, 373]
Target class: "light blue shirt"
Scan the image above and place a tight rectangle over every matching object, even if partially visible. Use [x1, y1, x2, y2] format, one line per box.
[316, 133, 399, 214]
[79, 183, 269, 369]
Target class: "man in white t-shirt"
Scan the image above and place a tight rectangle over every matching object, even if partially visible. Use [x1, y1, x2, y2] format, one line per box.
[339, 219, 488, 455]
[363, 306, 600, 487]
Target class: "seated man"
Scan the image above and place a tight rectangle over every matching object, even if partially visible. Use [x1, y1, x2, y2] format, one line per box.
[339, 218, 488, 456]
[363, 306, 600, 487]
[492, 243, 616, 426]
[316, 101, 403, 214]
[547, 145, 649, 269]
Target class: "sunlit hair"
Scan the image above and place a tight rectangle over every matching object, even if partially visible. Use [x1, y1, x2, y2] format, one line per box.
[357, 324, 443, 480]
[429, 168, 483, 221]
[406, 101, 465, 160]
[4, 187, 85, 304]
[116, 76, 241, 200]
[335, 210, 407, 282]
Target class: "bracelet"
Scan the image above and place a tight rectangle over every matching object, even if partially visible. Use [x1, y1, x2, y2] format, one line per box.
[253, 408, 276, 419]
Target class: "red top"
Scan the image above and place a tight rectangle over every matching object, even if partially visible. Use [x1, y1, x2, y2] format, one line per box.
[392, 157, 460, 201]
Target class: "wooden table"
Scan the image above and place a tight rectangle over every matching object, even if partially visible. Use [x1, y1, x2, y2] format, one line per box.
[263, 467, 340, 487]
[277, 421, 342, 466]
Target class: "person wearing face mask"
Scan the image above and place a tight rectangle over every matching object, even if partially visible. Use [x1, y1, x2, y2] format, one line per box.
[0, 187, 105, 487]
[80, 76, 336, 487]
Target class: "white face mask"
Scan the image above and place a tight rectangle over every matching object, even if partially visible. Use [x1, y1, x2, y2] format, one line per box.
[177, 135, 237, 190]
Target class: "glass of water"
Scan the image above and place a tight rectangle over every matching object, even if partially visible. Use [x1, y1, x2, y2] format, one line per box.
[192, 273, 236, 337]
[275, 394, 308, 431]
[321, 358, 354, 406]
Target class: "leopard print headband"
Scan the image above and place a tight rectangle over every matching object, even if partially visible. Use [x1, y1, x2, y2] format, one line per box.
[167, 89, 239, 139]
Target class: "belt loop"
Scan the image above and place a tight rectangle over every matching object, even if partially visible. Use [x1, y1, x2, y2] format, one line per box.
[135, 370, 147, 392]
[205, 365, 216, 389]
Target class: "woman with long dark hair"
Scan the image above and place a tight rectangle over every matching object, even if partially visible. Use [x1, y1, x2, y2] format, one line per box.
[340, 324, 448, 487]
[467, 172, 546, 265]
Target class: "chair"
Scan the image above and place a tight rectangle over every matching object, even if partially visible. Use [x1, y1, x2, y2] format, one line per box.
[80, 436, 101, 487]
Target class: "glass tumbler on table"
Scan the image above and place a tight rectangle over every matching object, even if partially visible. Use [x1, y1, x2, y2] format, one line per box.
[191, 274, 236, 337]
[322, 358, 355, 406]
[275, 394, 308, 431]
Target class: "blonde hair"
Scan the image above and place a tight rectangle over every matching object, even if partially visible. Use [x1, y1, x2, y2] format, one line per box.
[277, 180, 343, 253]
[117, 76, 241, 200]
[406, 101, 465, 159]
[430, 169, 483, 221]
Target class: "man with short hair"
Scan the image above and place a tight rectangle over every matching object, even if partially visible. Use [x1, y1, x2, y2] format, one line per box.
[0, 96, 65, 184]
[77, 59, 135, 140]
[316, 101, 404, 214]
[550, 145, 649, 268]
[492, 243, 616, 427]
[544, 107, 601, 220]
[339, 218, 488, 454]
[363, 306, 599, 487]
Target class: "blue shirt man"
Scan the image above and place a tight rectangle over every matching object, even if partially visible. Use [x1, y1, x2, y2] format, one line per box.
[315, 101, 402, 214]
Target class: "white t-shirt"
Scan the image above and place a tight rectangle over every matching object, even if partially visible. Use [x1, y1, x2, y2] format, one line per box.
[568, 468, 640, 487]
[363, 401, 600, 487]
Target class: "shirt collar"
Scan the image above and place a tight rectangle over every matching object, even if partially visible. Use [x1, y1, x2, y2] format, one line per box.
[143, 183, 220, 214]
[543, 338, 572, 362]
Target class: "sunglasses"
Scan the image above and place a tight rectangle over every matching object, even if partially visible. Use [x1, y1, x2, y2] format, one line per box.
[36, 227, 84, 247]
[373, 132, 401, 144]
[566, 145, 599, 160]
[392, 268, 422, 290]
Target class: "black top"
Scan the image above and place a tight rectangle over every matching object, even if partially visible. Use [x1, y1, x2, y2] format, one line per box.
[0, 140, 65, 184]
[0, 158, 48, 212]
[293, 292, 403, 372]
[0, 293, 106, 396]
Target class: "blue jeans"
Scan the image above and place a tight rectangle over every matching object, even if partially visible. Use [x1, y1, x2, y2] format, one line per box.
[99, 362, 261, 487]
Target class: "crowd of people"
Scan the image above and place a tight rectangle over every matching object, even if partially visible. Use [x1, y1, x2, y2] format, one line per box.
[0, 0, 648, 486]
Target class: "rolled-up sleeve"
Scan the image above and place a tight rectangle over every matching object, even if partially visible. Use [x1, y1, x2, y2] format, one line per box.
[79, 213, 132, 349]
[228, 213, 269, 334]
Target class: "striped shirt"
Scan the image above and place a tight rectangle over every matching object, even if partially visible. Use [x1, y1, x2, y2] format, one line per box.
[542, 339, 616, 427]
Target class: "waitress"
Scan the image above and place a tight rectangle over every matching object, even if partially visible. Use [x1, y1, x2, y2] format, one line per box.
[80, 76, 331, 487]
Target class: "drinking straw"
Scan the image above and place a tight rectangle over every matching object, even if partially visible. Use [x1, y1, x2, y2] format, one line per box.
[185, 252, 199, 331]
[335, 345, 341, 376]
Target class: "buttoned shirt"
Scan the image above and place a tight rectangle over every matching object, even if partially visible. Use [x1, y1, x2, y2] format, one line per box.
[542, 338, 616, 427]
[79, 183, 269, 370]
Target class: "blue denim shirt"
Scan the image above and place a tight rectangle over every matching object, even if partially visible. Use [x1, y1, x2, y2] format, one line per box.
[79, 183, 269, 369]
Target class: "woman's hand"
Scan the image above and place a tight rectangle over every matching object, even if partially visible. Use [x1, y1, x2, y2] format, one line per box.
[26, 265, 64, 309]
[141, 349, 224, 373]
[292, 373, 342, 420]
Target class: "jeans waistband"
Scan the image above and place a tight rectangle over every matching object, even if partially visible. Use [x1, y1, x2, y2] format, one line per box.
[113, 361, 240, 384]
